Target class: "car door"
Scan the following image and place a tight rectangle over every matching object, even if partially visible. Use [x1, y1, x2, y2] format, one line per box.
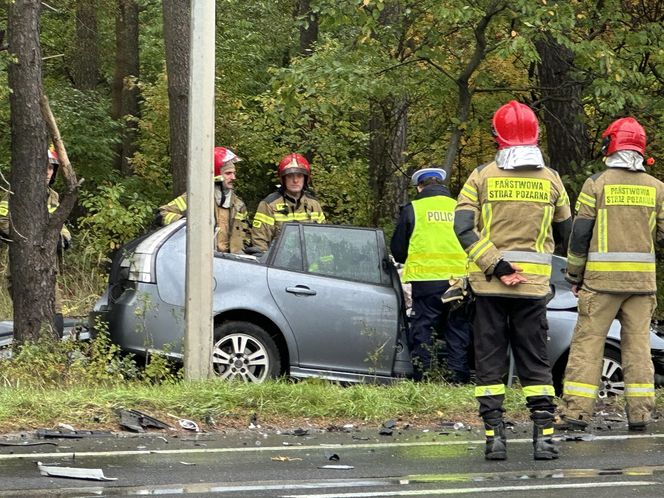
[267, 224, 400, 376]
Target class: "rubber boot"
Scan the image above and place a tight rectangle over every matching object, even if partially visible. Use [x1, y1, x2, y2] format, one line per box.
[532, 410, 559, 460]
[483, 411, 507, 460]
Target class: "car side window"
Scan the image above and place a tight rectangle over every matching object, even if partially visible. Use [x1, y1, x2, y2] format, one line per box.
[303, 226, 382, 284]
[272, 224, 303, 271]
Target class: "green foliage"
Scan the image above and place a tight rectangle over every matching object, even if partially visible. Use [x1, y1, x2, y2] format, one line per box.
[77, 181, 156, 255]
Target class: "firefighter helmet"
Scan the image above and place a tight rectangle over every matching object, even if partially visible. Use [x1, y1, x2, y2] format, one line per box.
[213, 147, 240, 180]
[278, 153, 310, 178]
[492, 100, 539, 149]
[48, 146, 60, 165]
[601, 117, 646, 156]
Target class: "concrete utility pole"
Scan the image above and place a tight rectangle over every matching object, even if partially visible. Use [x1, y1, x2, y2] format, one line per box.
[184, 0, 215, 380]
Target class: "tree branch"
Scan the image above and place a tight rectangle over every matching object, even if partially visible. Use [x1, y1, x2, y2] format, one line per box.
[40, 94, 82, 230]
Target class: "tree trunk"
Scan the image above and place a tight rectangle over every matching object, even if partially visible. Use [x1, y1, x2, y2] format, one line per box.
[71, 0, 100, 90]
[535, 34, 591, 180]
[7, 0, 57, 341]
[163, 0, 190, 196]
[368, 96, 409, 227]
[111, 0, 140, 175]
[297, 0, 318, 56]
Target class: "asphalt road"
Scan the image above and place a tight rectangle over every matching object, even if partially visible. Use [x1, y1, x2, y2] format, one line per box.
[1, 421, 664, 497]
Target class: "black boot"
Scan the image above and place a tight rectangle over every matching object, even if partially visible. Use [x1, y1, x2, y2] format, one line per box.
[483, 411, 507, 460]
[532, 410, 559, 460]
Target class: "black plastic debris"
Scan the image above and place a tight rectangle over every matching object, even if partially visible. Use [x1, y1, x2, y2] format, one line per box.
[324, 451, 340, 461]
[37, 462, 117, 481]
[379, 420, 395, 436]
[37, 430, 113, 439]
[292, 428, 309, 436]
[562, 433, 595, 442]
[117, 409, 171, 433]
[0, 441, 57, 447]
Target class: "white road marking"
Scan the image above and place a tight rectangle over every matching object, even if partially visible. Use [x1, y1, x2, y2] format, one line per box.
[281, 480, 656, 497]
[2, 432, 664, 460]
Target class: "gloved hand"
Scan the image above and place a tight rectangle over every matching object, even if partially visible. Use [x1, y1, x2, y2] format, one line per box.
[442, 277, 473, 310]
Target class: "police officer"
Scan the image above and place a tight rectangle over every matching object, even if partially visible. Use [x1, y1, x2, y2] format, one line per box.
[454, 101, 572, 461]
[0, 147, 71, 336]
[251, 153, 325, 252]
[159, 146, 250, 254]
[390, 167, 471, 383]
[560, 117, 664, 432]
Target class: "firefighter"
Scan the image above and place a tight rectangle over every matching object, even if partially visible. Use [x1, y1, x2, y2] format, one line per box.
[0, 147, 71, 336]
[390, 167, 471, 383]
[454, 100, 572, 461]
[559, 117, 664, 432]
[159, 146, 250, 254]
[251, 153, 325, 252]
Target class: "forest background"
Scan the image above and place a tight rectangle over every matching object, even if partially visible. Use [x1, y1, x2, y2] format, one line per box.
[1, 0, 663, 331]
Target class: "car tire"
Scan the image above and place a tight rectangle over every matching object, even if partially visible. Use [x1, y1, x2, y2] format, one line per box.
[552, 345, 624, 398]
[212, 321, 281, 383]
[597, 346, 623, 398]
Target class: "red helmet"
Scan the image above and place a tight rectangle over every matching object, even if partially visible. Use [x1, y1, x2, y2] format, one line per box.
[601, 117, 646, 156]
[278, 153, 310, 177]
[492, 100, 539, 149]
[48, 146, 60, 165]
[213, 146, 240, 179]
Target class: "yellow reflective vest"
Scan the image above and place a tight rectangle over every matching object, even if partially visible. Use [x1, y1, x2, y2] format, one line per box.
[402, 196, 467, 282]
[455, 161, 572, 298]
[251, 190, 325, 251]
[566, 167, 664, 293]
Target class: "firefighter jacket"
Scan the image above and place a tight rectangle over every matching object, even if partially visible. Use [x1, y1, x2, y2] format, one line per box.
[390, 184, 467, 285]
[251, 189, 325, 251]
[0, 189, 70, 244]
[158, 190, 250, 254]
[455, 161, 572, 298]
[566, 167, 664, 293]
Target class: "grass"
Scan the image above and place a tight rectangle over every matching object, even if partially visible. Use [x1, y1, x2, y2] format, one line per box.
[0, 379, 521, 433]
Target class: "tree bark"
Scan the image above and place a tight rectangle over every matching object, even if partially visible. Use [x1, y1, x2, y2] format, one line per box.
[71, 0, 100, 90]
[297, 0, 318, 56]
[162, 0, 190, 195]
[535, 34, 591, 179]
[368, 96, 409, 227]
[111, 0, 140, 175]
[7, 0, 57, 341]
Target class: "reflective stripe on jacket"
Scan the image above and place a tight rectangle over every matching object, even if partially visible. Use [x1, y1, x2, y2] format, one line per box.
[251, 189, 325, 251]
[1, 190, 70, 243]
[566, 167, 664, 293]
[402, 195, 467, 282]
[454, 161, 571, 298]
[158, 191, 250, 254]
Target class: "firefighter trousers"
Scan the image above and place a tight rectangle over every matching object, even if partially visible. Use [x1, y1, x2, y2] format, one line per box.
[561, 288, 656, 424]
[474, 295, 555, 418]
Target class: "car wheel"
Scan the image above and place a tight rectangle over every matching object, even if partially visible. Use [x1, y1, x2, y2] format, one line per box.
[212, 321, 281, 383]
[597, 346, 624, 398]
[552, 345, 624, 398]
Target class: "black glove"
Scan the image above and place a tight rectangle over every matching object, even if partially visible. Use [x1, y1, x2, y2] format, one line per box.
[493, 259, 515, 278]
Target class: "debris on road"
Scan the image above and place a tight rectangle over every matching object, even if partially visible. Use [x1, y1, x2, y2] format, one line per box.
[271, 456, 303, 462]
[37, 429, 113, 439]
[117, 409, 171, 433]
[0, 441, 57, 447]
[37, 462, 117, 481]
[292, 428, 309, 436]
[177, 419, 200, 432]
